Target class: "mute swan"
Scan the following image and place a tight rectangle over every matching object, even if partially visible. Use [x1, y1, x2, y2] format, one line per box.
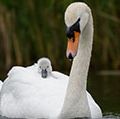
[59, 2, 102, 118]
[0, 2, 102, 119]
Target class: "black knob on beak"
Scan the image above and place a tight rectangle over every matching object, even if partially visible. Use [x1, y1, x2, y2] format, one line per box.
[66, 27, 74, 39]
[66, 18, 80, 39]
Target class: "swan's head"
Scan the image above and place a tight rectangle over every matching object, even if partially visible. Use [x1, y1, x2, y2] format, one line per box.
[37, 58, 52, 78]
[65, 2, 91, 59]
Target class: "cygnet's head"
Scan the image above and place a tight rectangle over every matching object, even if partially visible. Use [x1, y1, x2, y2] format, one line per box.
[37, 58, 52, 78]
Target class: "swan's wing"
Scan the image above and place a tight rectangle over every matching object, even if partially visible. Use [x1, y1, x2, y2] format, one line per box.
[87, 91, 102, 118]
[7, 66, 26, 79]
[26, 63, 38, 71]
[7, 64, 39, 82]
[1, 66, 30, 96]
[52, 71, 69, 80]
[8, 63, 38, 77]
[0, 70, 69, 118]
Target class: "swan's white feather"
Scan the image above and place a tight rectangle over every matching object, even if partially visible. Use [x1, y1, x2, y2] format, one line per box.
[0, 64, 102, 118]
[87, 92, 102, 118]
[0, 80, 3, 91]
[0, 65, 68, 118]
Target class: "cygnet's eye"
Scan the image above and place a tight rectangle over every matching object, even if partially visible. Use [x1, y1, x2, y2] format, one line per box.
[47, 66, 49, 68]
[39, 66, 41, 69]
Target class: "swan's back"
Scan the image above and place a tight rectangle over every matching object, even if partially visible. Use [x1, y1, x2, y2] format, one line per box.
[0, 65, 69, 118]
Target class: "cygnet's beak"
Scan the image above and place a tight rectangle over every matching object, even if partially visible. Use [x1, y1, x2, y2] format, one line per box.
[41, 69, 48, 78]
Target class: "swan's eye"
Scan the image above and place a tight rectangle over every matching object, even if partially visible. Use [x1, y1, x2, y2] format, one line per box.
[47, 66, 49, 68]
[39, 66, 41, 69]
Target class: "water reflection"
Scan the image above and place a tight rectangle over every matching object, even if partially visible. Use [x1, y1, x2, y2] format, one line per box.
[104, 112, 120, 119]
[0, 115, 120, 119]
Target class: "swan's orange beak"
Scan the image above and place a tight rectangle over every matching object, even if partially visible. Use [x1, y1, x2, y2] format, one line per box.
[66, 31, 80, 59]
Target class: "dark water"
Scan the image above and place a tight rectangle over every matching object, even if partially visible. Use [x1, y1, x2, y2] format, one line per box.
[0, 73, 120, 119]
[88, 73, 120, 118]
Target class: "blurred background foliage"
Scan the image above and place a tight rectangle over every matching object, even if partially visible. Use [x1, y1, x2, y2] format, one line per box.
[0, 0, 120, 79]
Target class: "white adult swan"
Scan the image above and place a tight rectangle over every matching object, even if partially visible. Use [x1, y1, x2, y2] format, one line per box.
[0, 2, 102, 119]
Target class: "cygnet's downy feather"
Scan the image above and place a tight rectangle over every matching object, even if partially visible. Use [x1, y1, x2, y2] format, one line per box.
[37, 58, 52, 78]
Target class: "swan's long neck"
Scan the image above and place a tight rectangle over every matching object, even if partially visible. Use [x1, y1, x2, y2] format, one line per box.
[59, 13, 93, 118]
